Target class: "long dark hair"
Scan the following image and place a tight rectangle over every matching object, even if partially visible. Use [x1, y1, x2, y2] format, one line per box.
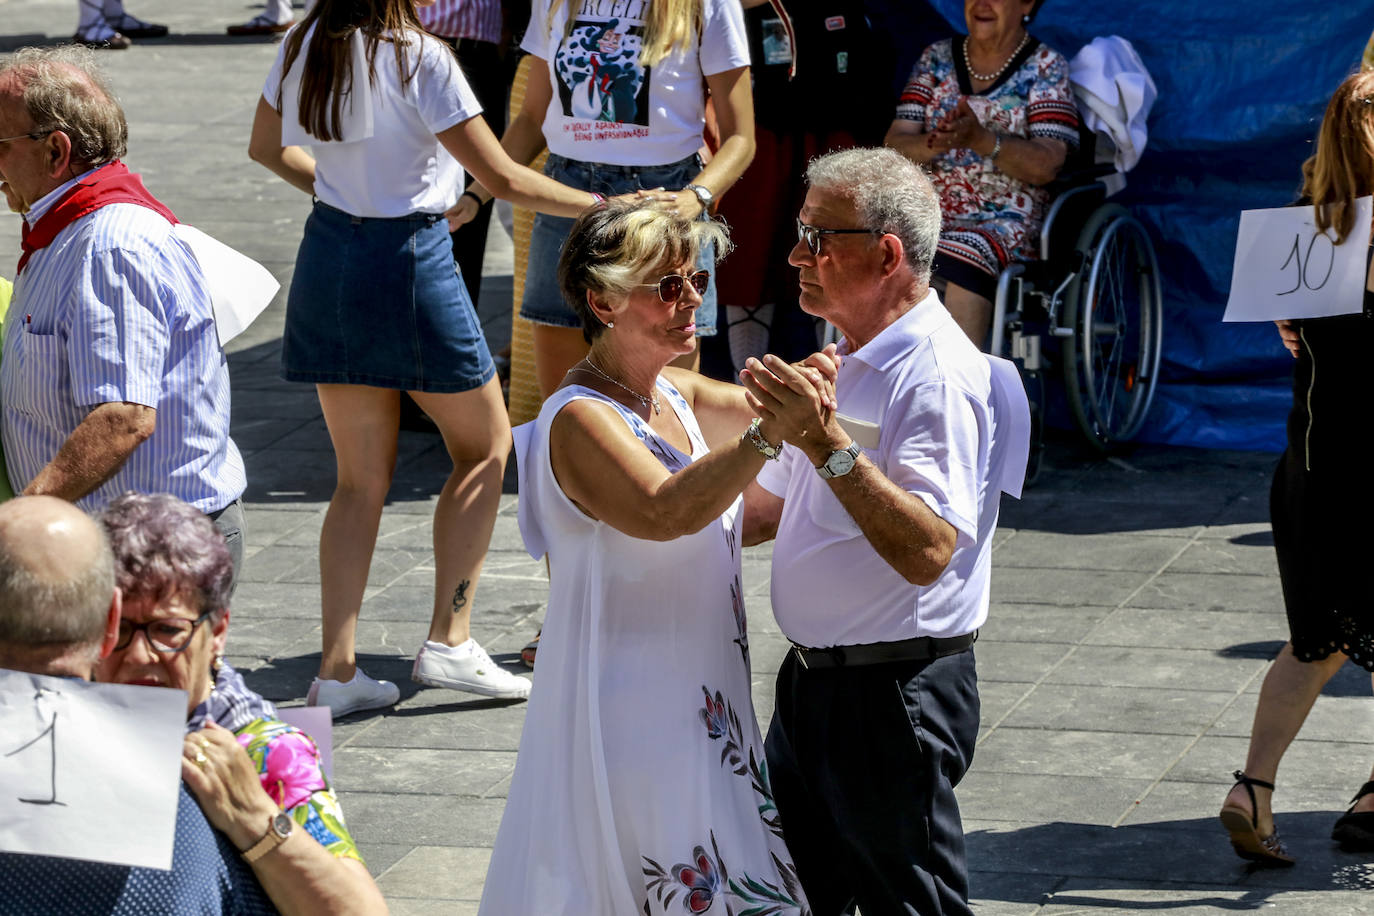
[277, 0, 427, 142]
[1301, 69, 1374, 245]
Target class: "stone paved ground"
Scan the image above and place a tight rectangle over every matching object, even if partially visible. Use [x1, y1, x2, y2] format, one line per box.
[4, 4, 1374, 913]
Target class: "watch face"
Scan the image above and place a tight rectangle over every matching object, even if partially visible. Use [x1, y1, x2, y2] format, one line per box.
[271, 811, 294, 838]
[826, 448, 856, 476]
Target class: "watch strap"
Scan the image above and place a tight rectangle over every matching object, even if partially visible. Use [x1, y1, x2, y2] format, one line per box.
[816, 442, 861, 479]
[685, 184, 713, 211]
[241, 812, 293, 863]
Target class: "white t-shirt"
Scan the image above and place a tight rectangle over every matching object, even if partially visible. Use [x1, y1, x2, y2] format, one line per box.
[521, 0, 750, 165]
[756, 291, 998, 647]
[263, 26, 481, 217]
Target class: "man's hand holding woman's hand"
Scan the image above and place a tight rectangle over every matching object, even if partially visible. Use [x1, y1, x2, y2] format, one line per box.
[738, 349, 844, 455]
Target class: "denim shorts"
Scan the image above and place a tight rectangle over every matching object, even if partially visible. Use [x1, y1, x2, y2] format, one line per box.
[281, 201, 497, 393]
[519, 153, 718, 336]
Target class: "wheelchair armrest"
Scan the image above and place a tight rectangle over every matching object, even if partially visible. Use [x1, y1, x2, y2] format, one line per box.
[1045, 163, 1118, 197]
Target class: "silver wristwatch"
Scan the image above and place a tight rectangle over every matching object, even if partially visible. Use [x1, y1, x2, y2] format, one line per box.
[742, 418, 783, 460]
[685, 184, 714, 212]
[816, 442, 861, 479]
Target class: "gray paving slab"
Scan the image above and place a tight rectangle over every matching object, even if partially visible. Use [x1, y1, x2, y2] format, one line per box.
[5, 5, 1374, 912]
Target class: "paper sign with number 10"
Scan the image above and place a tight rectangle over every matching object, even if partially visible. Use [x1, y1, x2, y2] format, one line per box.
[1223, 196, 1372, 322]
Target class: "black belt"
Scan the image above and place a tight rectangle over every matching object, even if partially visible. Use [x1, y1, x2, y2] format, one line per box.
[791, 630, 977, 669]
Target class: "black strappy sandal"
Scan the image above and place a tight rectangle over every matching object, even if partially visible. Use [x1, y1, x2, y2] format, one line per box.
[1219, 770, 1296, 866]
[1332, 780, 1374, 850]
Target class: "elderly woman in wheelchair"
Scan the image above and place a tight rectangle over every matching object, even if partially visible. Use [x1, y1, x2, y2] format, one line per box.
[884, 0, 1076, 346]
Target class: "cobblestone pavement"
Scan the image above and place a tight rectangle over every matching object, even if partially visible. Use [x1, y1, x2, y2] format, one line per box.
[4, 4, 1374, 912]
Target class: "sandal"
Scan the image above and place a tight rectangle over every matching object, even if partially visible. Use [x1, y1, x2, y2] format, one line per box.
[1219, 770, 1296, 866]
[1332, 780, 1374, 850]
[520, 631, 540, 669]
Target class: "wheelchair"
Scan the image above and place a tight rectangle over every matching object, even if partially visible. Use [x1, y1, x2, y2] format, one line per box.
[987, 154, 1164, 469]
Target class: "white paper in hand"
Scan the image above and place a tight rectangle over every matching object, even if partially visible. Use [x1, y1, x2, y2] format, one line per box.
[0, 669, 187, 870]
[1223, 197, 1372, 322]
[175, 225, 280, 346]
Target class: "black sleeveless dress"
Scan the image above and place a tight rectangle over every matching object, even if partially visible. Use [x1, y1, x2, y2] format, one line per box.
[1270, 243, 1374, 671]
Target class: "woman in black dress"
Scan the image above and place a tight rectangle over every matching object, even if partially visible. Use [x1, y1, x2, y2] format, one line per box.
[1219, 70, 1374, 866]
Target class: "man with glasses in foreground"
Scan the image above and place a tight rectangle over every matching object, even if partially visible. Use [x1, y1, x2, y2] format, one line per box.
[0, 47, 246, 587]
[0, 494, 275, 913]
[743, 146, 1018, 915]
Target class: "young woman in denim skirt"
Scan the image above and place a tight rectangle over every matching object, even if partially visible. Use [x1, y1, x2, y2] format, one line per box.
[248, 0, 600, 718]
[452, 0, 756, 395]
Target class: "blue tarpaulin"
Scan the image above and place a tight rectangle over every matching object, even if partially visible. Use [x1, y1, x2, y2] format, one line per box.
[918, 1, 1371, 451]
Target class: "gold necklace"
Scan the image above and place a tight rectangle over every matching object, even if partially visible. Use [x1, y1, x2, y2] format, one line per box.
[582, 357, 662, 415]
[964, 33, 1030, 83]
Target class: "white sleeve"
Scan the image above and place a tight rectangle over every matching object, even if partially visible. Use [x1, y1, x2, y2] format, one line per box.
[519, 0, 553, 59]
[699, 0, 751, 76]
[260, 30, 293, 107]
[885, 381, 982, 547]
[416, 36, 483, 133]
[755, 445, 793, 497]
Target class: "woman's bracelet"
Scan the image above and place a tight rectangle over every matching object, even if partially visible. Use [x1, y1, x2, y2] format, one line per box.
[988, 132, 1003, 162]
[589, 191, 606, 207]
[460, 189, 484, 208]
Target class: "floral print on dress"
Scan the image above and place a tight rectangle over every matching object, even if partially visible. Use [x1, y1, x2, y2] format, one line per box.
[699, 687, 783, 840]
[644, 831, 809, 915]
[235, 717, 361, 862]
[893, 39, 1079, 269]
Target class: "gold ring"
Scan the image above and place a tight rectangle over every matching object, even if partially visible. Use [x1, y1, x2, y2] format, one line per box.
[197, 736, 211, 750]
[194, 750, 209, 768]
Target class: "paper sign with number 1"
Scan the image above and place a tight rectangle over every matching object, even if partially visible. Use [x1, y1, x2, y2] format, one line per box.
[1223, 196, 1372, 322]
[0, 669, 186, 870]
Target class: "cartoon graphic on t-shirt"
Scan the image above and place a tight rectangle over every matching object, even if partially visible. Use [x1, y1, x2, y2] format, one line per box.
[555, 17, 650, 126]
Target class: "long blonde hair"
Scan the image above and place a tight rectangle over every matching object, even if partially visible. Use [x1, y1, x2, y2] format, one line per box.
[548, 0, 700, 67]
[1301, 69, 1374, 244]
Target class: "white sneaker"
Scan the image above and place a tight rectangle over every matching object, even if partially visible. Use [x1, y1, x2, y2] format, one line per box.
[306, 667, 400, 719]
[412, 639, 531, 700]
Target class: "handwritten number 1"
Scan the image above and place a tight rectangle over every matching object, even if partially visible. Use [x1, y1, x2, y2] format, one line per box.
[4, 711, 64, 806]
[1278, 236, 1302, 295]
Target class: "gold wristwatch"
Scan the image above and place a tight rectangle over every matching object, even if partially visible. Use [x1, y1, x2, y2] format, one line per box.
[242, 811, 294, 863]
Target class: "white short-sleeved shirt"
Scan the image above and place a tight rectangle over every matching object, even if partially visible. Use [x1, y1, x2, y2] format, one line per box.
[521, 0, 749, 165]
[262, 27, 482, 217]
[756, 290, 997, 647]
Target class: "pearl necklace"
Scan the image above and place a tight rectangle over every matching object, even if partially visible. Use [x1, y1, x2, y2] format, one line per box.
[964, 32, 1030, 83]
[582, 357, 662, 415]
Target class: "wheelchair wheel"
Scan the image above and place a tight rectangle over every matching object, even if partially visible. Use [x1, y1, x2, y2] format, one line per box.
[1061, 204, 1163, 451]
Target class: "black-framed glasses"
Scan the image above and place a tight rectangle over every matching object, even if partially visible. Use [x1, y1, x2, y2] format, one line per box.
[0, 129, 54, 145]
[115, 609, 216, 654]
[639, 269, 710, 303]
[796, 218, 880, 255]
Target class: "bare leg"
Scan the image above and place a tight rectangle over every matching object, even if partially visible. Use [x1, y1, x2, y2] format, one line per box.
[1222, 642, 1347, 835]
[532, 324, 590, 399]
[942, 281, 994, 350]
[409, 378, 512, 648]
[316, 385, 400, 682]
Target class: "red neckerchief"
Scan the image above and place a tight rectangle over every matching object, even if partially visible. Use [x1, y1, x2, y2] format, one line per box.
[17, 160, 178, 275]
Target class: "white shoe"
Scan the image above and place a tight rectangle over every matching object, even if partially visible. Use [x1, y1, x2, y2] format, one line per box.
[306, 667, 400, 719]
[412, 639, 531, 700]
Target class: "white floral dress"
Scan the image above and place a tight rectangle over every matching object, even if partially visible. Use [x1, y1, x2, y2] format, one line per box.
[480, 380, 809, 916]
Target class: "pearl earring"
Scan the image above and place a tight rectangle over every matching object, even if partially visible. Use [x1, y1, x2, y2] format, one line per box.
[1022, 13, 1030, 23]
[606, 320, 614, 328]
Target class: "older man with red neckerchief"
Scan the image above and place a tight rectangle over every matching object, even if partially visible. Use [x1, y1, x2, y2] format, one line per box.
[0, 47, 246, 580]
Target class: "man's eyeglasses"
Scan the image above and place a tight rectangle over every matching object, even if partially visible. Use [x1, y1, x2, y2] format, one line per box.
[796, 218, 880, 255]
[115, 609, 216, 654]
[0, 129, 54, 145]
[639, 269, 710, 303]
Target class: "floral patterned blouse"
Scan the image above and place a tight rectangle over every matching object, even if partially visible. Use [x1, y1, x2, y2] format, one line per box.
[235, 717, 361, 863]
[894, 38, 1079, 267]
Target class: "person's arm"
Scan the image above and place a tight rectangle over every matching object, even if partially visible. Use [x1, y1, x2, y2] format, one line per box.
[438, 110, 596, 219]
[741, 479, 784, 546]
[449, 55, 556, 226]
[742, 359, 959, 586]
[21, 402, 155, 500]
[650, 65, 756, 219]
[552, 354, 824, 540]
[183, 723, 388, 916]
[885, 117, 939, 166]
[247, 96, 317, 195]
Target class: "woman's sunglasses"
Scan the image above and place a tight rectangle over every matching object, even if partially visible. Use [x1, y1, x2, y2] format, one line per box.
[639, 270, 710, 303]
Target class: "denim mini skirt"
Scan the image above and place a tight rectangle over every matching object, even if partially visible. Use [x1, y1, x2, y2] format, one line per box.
[519, 153, 718, 336]
[281, 201, 497, 393]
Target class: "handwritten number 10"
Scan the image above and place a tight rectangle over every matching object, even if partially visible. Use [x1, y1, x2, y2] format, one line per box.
[1278, 233, 1335, 295]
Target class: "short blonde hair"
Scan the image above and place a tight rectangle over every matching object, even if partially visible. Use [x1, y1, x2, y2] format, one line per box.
[558, 200, 731, 343]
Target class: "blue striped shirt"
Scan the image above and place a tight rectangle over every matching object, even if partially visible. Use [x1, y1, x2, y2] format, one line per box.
[1, 171, 246, 513]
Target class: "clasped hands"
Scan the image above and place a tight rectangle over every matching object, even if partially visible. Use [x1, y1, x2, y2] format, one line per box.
[927, 97, 992, 155]
[739, 344, 847, 462]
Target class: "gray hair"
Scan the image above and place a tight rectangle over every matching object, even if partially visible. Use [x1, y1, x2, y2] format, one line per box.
[0, 502, 115, 649]
[99, 493, 233, 619]
[0, 46, 128, 169]
[805, 147, 942, 279]
[558, 199, 732, 343]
